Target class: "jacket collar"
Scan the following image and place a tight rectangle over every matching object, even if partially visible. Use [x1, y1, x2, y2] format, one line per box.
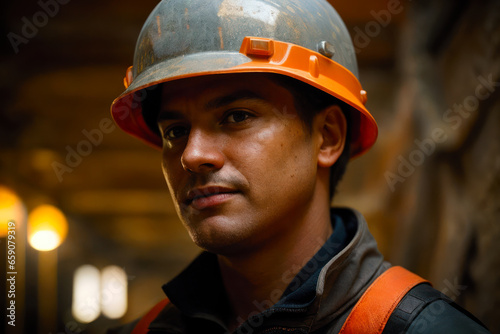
[153, 208, 388, 333]
[311, 208, 388, 331]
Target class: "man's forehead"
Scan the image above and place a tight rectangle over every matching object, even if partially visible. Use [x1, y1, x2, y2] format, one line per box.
[160, 73, 290, 111]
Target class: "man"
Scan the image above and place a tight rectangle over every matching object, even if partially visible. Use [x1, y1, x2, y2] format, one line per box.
[109, 0, 490, 333]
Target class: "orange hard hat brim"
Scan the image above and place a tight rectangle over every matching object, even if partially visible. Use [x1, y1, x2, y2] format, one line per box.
[111, 37, 377, 158]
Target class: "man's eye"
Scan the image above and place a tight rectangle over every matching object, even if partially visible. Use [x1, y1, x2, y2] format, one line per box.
[223, 110, 253, 124]
[164, 126, 189, 140]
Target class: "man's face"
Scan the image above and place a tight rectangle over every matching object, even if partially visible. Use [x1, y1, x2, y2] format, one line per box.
[157, 74, 323, 255]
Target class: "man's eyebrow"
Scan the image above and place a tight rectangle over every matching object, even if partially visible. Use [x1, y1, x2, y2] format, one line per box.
[157, 91, 266, 122]
[205, 91, 265, 109]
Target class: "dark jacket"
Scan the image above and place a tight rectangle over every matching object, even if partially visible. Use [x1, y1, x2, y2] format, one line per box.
[108, 208, 489, 334]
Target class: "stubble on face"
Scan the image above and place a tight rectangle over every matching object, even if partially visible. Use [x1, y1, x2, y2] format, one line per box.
[158, 74, 320, 256]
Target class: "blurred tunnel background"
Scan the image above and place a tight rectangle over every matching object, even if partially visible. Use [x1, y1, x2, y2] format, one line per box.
[1, 0, 499, 333]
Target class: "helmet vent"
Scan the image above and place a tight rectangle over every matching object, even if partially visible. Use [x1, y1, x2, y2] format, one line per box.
[309, 55, 320, 78]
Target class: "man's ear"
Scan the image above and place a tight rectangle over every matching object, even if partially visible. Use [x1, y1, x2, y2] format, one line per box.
[316, 105, 347, 168]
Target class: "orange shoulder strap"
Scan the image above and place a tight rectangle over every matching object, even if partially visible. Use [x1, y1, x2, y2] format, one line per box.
[339, 266, 428, 334]
[132, 298, 170, 334]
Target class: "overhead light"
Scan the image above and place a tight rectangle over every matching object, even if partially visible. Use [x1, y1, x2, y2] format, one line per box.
[0, 186, 26, 237]
[28, 204, 68, 251]
[101, 266, 128, 319]
[72, 265, 101, 323]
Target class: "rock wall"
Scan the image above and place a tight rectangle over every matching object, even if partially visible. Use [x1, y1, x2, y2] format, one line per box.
[383, 0, 499, 330]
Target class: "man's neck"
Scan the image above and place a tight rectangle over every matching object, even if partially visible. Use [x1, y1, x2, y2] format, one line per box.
[218, 196, 333, 331]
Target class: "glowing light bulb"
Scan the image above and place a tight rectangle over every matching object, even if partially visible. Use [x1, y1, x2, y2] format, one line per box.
[72, 265, 101, 323]
[101, 266, 128, 319]
[28, 205, 68, 251]
[29, 230, 61, 251]
[0, 186, 25, 237]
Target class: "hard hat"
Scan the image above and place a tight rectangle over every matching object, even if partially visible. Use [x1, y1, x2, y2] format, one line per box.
[111, 0, 378, 157]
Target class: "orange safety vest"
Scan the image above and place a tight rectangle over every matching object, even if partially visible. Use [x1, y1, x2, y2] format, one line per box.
[132, 266, 427, 334]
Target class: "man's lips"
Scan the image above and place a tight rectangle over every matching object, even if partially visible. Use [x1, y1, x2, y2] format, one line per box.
[185, 186, 240, 210]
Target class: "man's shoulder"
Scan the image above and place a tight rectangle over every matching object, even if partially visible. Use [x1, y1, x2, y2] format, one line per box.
[406, 298, 490, 333]
[385, 283, 490, 334]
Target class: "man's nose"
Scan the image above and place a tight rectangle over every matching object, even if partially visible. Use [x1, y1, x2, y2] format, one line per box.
[180, 129, 225, 173]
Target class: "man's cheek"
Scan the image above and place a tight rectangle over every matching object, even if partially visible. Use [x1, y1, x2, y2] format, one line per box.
[254, 128, 276, 142]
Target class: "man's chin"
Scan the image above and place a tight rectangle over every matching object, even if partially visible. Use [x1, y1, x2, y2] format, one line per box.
[181, 209, 267, 256]
[190, 234, 251, 257]
[185, 221, 253, 256]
